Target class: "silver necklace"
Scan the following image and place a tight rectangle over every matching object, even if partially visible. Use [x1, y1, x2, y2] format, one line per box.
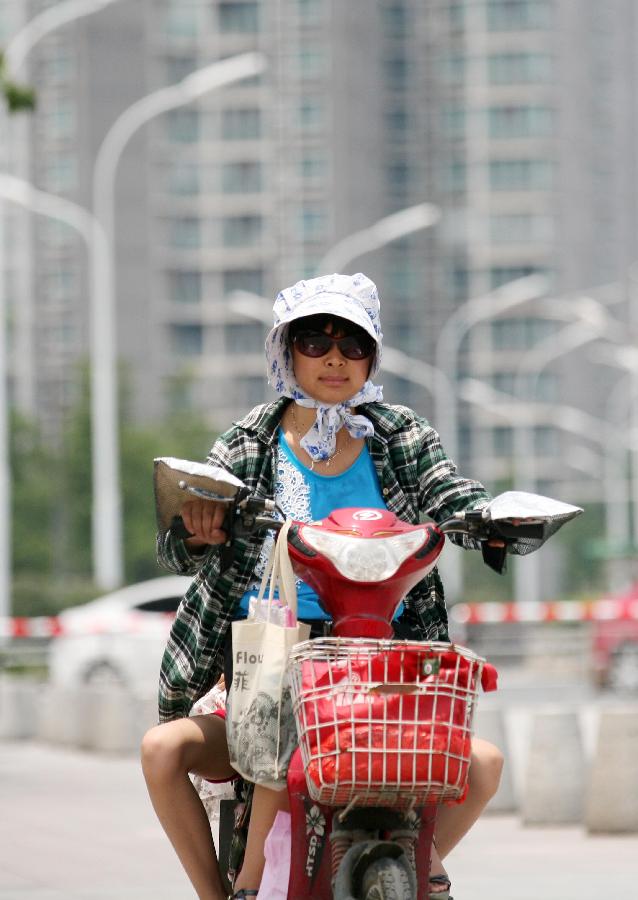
[290, 404, 347, 471]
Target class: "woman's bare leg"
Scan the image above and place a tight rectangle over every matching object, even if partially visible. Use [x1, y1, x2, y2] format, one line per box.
[429, 738, 504, 891]
[141, 715, 236, 900]
[233, 785, 290, 893]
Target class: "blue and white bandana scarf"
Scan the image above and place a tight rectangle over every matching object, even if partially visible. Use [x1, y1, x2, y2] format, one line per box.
[265, 273, 384, 462]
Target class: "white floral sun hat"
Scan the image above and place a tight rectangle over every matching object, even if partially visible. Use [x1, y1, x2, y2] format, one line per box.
[265, 273, 384, 462]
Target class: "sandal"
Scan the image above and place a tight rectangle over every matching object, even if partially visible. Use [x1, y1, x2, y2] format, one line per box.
[230, 892, 259, 899]
[429, 874, 453, 900]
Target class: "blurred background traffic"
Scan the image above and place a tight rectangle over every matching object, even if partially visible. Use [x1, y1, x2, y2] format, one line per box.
[0, 0, 637, 696]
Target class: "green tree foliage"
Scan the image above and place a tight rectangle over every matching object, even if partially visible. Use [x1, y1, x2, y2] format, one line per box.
[11, 368, 213, 616]
[0, 51, 36, 113]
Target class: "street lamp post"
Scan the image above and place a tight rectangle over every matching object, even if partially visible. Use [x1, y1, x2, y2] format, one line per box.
[91, 51, 267, 589]
[0, 0, 125, 623]
[3, 0, 127, 414]
[459, 376, 636, 597]
[511, 303, 626, 603]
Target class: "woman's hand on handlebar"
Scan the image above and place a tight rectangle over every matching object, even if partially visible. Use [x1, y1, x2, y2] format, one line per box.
[180, 499, 228, 548]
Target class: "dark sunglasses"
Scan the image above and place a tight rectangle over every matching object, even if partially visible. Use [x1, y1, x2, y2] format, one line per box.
[292, 329, 375, 360]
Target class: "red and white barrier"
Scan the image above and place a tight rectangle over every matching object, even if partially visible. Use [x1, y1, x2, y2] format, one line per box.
[0, 611, 175, 639]
[451, 598, 638, 625]
[1, 599, 637, 637]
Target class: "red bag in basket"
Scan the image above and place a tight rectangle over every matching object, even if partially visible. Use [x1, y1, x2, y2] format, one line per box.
[299, 648, 496, 804]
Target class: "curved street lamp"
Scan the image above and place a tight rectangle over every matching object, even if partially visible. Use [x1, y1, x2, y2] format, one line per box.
[315, 203, 441, 274]
[91, 51, 267, 589]
[0, 0, 125, 622]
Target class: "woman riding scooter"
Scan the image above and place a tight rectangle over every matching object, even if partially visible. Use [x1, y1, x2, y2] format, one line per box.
[141, 273, 507, 900]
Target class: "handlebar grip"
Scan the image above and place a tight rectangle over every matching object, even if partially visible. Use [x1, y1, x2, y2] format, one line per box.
[170, 515, 194, 540]
[494, 522, 545, 540]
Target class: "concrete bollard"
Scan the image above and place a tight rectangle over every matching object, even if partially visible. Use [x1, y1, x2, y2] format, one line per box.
[585, 707, 638, 833]
[37, 684, 87, 746]
[0, 675, 41, 740]
[79, 687, 137, 753]
[521, 709, 585, 825]
[475, 706, 517, 813]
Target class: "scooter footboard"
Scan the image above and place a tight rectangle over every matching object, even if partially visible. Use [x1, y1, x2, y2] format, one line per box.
[287, 748, 438, 899]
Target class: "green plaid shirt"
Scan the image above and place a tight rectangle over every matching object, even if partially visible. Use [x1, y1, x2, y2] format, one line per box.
[157, 398, 490, 722]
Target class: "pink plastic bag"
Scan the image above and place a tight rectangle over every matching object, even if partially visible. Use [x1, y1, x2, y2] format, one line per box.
[256, 810, 291, 900]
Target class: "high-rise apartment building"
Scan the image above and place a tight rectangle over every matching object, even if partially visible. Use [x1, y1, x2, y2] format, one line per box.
[423, 0, 637, 491]
[1, 0, 636, 493]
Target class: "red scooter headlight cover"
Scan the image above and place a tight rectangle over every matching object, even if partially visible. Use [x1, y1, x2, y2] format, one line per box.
[287, 508, 445, 638]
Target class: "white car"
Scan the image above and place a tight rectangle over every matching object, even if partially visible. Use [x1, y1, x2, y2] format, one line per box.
[48, 575, 191, 691]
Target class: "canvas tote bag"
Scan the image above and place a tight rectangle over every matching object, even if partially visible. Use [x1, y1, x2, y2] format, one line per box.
[226, 520, 310, 789]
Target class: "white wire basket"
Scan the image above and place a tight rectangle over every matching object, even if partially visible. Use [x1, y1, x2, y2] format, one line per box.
[288, 639, 485, 808]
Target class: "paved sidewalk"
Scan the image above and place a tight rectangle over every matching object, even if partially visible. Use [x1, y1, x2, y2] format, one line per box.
[1, 741, 636, 899]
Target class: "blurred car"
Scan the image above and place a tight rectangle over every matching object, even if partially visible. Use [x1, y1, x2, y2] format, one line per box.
[591, 584, 638, 692]
[48, 575, 191, 690]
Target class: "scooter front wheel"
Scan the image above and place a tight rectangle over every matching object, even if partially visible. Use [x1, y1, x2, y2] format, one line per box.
[360, 857, 413, 900]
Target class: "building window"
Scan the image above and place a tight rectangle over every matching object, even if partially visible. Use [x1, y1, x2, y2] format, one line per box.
[300, 206, 327, 240]
[225, 322, 264, 353]
[491, 317, 555, 350]
[43, 53, 74, 84]
[235, 375, 266, 408]
[41, 157, 77, 193]
[444, 159, 467, 192]
[380, 4, 409, 34]
[170, 324, 203, 356]
[440, 54, 466, 85]
[221, 108, 261, 139]
[168, 270, 202, 304]
[164, 2, 200, 37]
[449, 3, 465, 29]
[383, 57, 409, 88]
[493, 426, 513, 457]
[166, 109, 199, 142]
[223, 269, 264, 295]
[486, 1, 553, 31]
[442, 106, 466, 138]
[385, 162, 411, 190]
[534, 425, 559, 456]
[45, 268, 76, 300]
[223, 215, 262, 246]
[298, 0, 323, 24]
[165, 55, 198, 84]
[298, 97, 324, 130]
[489, 106, 554, 139]
[218, 2, 259, 33]
[296, 49, 327, 78]
[221, 161, 262, 193]
[490, 213, 554, 243]
[169, 217, 201, 248]
[489, 159, 554, 190]
[491, 371, 558, 402]
[490, 265, 542, 289]
[448, 263, 470, 300]
[488, 53, 553, 84]
[300, 153, 327, 180]
[46, 101, 75, 138]
[385, 108, 410, 135]
[168, 161, 200, 195]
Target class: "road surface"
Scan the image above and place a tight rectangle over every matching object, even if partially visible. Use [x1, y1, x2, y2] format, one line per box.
[1, 741, 636, 899]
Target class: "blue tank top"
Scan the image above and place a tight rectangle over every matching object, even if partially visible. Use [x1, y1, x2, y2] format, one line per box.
[239, 428, 388, 620]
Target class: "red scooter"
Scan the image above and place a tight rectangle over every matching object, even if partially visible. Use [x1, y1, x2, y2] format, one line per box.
[157, 460, 582, 900]
[282, 505, 495, 900]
